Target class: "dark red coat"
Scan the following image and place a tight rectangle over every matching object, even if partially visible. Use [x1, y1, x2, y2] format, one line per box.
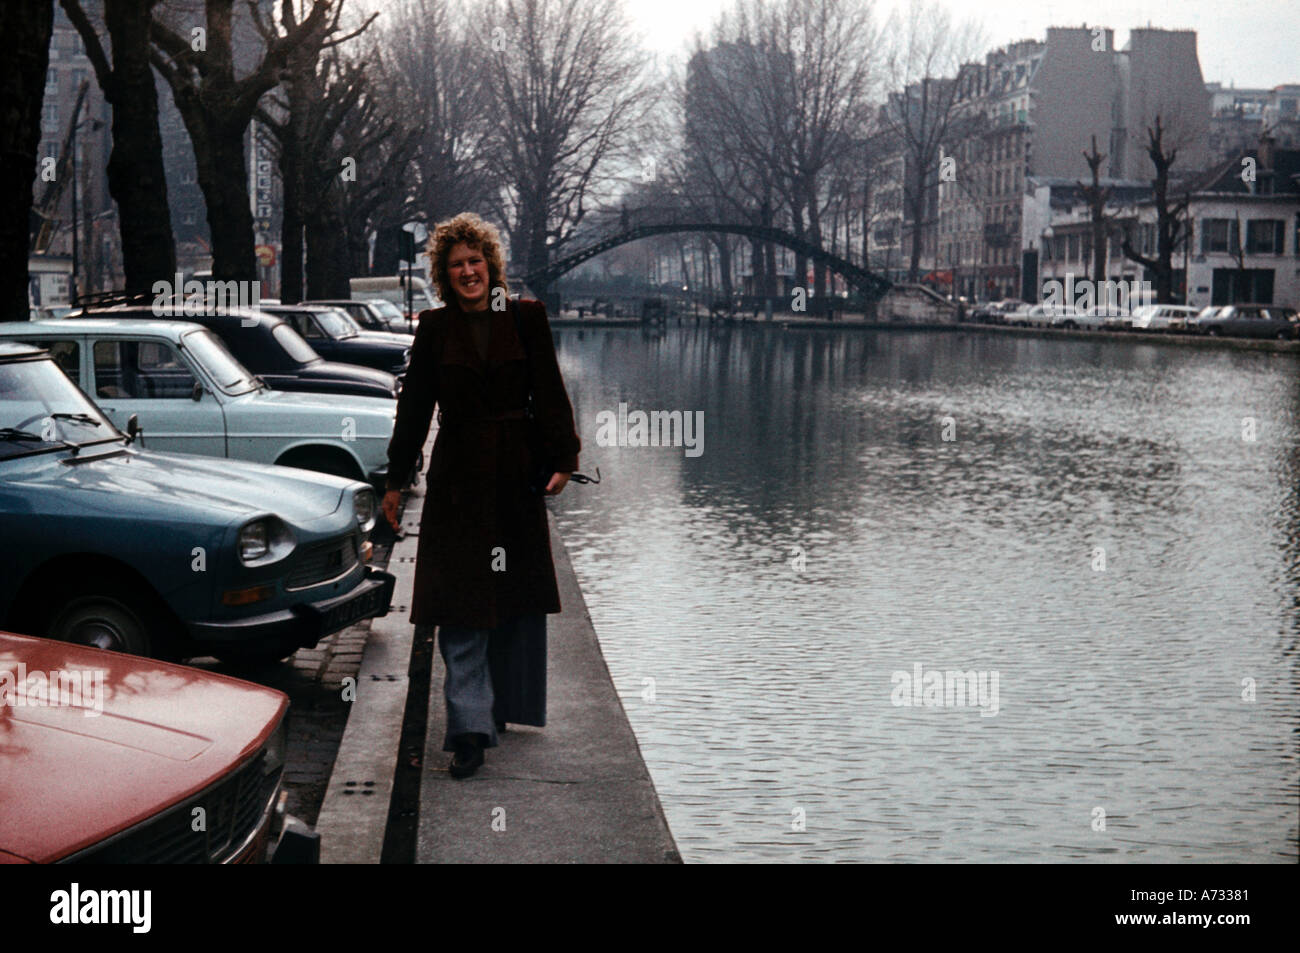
[385, 297, 580, 628]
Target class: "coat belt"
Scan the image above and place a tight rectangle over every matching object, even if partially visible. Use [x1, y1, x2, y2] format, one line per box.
[437, 408, 529, 425]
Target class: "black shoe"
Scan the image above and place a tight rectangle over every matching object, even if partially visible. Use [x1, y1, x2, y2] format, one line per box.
[449, 734, 485, 779]
[495, 720, 507, 733]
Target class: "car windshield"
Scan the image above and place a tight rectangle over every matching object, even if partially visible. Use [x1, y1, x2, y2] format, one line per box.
[271, 322, 321, 365]
[315, 309, 359, 339]
[368, 299, 404, 320]
[0, 357, 121, 458]
[179, 329, 261, 395]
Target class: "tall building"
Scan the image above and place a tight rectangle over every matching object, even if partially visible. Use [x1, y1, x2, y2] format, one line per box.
[31, 5, 120, 299]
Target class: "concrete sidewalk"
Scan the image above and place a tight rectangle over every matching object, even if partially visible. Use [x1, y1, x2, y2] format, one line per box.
[416, 519, 681, 864]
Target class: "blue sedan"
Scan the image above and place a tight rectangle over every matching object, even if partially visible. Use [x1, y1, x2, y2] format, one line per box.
[0, 341, 395, 663]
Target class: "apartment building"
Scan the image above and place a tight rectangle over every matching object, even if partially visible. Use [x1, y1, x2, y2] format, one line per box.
[924, 25, 1211, 301]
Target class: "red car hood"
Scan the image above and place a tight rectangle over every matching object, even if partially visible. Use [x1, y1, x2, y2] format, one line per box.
[0, 632, 287, 863]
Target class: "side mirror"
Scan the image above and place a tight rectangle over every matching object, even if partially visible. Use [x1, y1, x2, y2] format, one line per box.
[126, 414, 144, 446]
[192, 381, 204, 401]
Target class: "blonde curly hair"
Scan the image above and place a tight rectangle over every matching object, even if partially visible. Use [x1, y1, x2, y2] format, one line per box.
[427, 212, 509, 305]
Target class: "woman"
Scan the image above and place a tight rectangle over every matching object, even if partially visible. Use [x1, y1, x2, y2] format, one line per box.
[381, 212, 580, 779]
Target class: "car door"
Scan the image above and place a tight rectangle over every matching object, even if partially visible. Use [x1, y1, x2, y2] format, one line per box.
[90, 336, 227, 457]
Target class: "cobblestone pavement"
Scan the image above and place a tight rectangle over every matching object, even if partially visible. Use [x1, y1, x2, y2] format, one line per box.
[188, 532, 397, 826]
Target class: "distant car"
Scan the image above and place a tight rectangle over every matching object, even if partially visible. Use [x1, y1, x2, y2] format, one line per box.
[66, 304, 399, 400]
[260, 305, 413, 376]
[0, 629, 316, 862]
[1191, 304, 1299, 339]
[349, 276, 438, 322]
[970, 299, 1021, 324]
[1075, 304, 1128, 330]
[1010, 303, 1079, 328]
[0, 340, 395, 665]
[1128, 304, 1200, 332]
[0, 319, 396, 487]
[306, 298, 412, 334]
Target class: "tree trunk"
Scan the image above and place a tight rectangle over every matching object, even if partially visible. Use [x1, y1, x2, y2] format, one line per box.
[102, 0, 174, 294]
[713, 235, 732, 300]
[1, 0, 54, 320]
[907, 181, 926, 283]
[305, 197, 350, 299]
[183, 105, 257, 281]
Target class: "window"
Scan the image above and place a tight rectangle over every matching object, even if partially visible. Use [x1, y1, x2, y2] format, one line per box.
[41, 102, 58, 129]
[1068, 234, 1080, 261]
[45, 68, 57, 90]
[1245, 219, 1285, 254]
[31, 340, 80, 384]
[93, 340, 196, 400]
[1201, 218, 1238, 253]
[292, 313, 324, 339]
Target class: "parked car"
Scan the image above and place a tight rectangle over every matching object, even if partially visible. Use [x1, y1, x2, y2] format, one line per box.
[260, 304, 413, 376]
[0, 340, 395, 665]
[349, 276, 439, 322]
[970, 299, 1022, 324]
[1074, 305, 1128, 330]
[0, 319, 396, 487]
[66, 304, 399, 400]
[1190, 304, 1299, 339]
[1008, 303, 1079, 328]
[0, 629, 319, 862]
[305, 298, 413, 334]
[1128, 304, 1200, 332]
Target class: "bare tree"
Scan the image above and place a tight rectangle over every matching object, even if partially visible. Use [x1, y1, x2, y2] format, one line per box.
[478, 0, 657, 292]
[60, 0, 176, 294]
[880, 1, 984, 283]
[686, 0, 880, 298]
[150, 0, 354, 281]
[1121, 116, 1191, 304]
[381, 0, 499, 233]
[2, 0, 55, 320]
[1079, 134, 1112, 285]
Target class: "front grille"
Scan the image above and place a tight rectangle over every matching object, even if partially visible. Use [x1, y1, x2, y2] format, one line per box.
[65, 753, 280, 864]
[286, 536, 358, 590]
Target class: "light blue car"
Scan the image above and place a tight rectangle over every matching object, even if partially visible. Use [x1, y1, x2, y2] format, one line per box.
[0, 318, 396, 487]
[0, 341, 395, 663]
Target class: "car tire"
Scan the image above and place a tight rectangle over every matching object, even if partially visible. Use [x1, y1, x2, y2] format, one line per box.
[1276, 330, 1292, 340]
[1062, 320, 1078, 329]
[46, 590, 153, 656]
[1206, 326, 1221, 337]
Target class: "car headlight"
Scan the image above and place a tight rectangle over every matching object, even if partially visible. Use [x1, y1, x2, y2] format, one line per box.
[264, 713, 288, 777]
[237, 517, 295, 566]
[239, 520, 270, 561]
[354, 489, 376, 533]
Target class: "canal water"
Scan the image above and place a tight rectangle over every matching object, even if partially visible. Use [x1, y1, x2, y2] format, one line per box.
[548, 325, 1299, 863]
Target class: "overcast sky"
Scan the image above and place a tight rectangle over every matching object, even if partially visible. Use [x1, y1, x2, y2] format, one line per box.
[629, 0, 1299, 90]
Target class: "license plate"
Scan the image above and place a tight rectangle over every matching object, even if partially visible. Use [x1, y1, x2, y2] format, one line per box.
[319, 583, 386, 634]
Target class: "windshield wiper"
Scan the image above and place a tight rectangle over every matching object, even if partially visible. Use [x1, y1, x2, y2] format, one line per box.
[50, 412, 102, 427]
[0, 428, 80, 454]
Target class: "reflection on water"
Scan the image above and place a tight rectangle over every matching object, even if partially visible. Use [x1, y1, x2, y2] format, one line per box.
[550, 326, 1300, 862]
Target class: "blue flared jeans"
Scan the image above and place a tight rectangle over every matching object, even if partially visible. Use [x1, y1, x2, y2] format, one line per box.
[435, 613, 547, 751]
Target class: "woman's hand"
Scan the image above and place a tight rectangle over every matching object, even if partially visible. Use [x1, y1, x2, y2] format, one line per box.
[544, 472, 571, 496]
[382, 489, 402, 531]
